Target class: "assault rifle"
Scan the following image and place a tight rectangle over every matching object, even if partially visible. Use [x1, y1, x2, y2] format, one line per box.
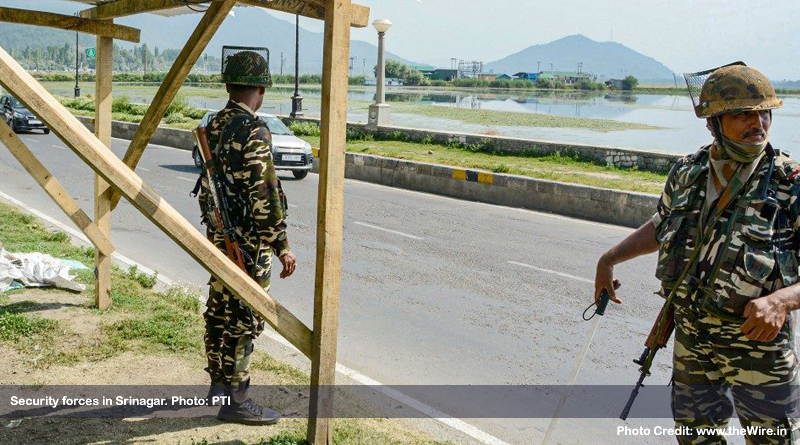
[192, 126, 248, 272]
[619, 301, 675, 420]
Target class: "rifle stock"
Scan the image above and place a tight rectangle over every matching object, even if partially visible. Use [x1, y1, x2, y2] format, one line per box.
[192, 127, 248, 272]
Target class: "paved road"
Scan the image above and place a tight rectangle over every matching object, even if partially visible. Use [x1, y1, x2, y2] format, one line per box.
[0, 132, 742, 444]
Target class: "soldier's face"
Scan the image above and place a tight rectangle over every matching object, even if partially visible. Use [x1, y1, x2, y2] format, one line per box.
[719, 110, 772, 144]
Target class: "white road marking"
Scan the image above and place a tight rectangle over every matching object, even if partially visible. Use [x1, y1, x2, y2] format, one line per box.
[353, 220, 423, 240]
[51, 144, 67, 150]
[288, 204, 298, 208]
[262, 330, 513, 445]
[176, 176, 196, 183]
[138, 167, 150, 172]
[0, 188, 510, 445]
[23, 138, 37, 143]
[507, 260, 593, 284]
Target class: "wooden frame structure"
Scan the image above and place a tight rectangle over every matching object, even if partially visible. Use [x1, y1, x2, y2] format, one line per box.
[0, 1, 368, 443]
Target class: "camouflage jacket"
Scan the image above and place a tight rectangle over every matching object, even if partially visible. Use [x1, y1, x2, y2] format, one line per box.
[198, 100, 290, 288]
[654, 143, 800, 346]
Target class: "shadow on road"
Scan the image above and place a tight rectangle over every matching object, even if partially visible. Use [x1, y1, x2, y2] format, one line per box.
[159, 164, 200, 174]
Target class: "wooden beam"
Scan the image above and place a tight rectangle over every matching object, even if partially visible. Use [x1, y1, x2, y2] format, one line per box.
[80, 0, 187, 20]
[0, 7, 140, 43]
[82, 0, 369, 28]
[94, 32, 114, 311]
[0, 44, 313, 358]
[0, 119, 114, 257]
[238, 0, 370, 27]
[307, 0, 351, 443]
[109, 0, 234, 210]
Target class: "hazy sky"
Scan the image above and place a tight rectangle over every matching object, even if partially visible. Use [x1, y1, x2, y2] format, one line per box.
[282, 0, 800, 79]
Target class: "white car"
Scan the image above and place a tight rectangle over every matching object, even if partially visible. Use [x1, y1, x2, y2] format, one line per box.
[193, 111, 314, 180]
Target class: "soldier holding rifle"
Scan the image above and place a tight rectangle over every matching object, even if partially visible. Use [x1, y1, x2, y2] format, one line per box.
[594, 63, 800, 443]
[195, 46, 296, 425]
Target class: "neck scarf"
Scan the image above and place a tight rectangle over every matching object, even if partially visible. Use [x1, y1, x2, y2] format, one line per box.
[703, 141, 765, 226]
[718, 135, 769, 163]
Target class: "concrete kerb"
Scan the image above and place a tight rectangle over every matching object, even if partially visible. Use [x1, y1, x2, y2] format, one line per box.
[73, 116, 660, 228]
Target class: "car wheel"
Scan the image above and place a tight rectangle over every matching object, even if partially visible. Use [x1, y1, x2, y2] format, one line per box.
[193, 146, 203, 169]
[43, 128, 50, 135]
[293, 170, 308, 180]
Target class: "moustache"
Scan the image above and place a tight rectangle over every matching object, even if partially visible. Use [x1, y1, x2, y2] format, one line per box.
[742, 129, 766, 139]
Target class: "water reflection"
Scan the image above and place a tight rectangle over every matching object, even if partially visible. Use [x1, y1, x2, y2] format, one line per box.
[40, 82, 800, 156]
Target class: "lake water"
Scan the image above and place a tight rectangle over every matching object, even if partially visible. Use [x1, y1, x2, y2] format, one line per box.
[42, 83, 800, 157]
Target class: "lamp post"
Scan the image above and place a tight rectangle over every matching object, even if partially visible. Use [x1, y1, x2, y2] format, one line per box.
[367, 19, 392, 129]
[290, 13, 303, 118]
[74, 18, 80, 97]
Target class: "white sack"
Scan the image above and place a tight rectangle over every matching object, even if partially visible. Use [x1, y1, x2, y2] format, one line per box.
[0, 249, 85, 293]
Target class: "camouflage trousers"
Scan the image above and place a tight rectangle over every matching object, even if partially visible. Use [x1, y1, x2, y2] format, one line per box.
[203, 278, 266, 385]
[672, 307, 800, 444]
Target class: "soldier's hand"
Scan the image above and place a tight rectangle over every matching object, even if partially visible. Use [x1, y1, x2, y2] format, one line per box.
[741, 295, 787, 342]
[595, 254, 622, 304]
[279, 252, 297, 279]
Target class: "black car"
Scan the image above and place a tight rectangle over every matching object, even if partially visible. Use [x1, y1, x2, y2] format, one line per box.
[1, 95, 49, 134]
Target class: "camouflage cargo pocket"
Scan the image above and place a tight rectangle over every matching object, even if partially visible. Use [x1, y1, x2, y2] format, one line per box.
[777, 249, 799, 286]
[743, 243, 776, 283]
[656, 214, 695, 283]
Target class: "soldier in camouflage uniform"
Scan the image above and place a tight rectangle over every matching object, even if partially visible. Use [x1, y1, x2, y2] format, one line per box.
[595, 64, 800, 444]
[198, 46, 296, 425]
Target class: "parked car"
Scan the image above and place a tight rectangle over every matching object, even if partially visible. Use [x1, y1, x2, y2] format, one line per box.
[1, 95, 49, 134]
[193, 111, 313, 180]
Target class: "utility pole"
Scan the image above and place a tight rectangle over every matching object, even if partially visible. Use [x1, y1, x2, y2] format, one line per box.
[280, 52, 285, 76]
[363, 58, 366, 77]
[550, 62, 554, 71]
[537, 61, 541, 73]
[349, 56, 356, 75]
[204, 53, 208, 76]
[142, 46, 147, 77]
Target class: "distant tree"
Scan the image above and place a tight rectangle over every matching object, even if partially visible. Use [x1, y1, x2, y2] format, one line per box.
[405, 69, 425, 86]
[622, 75, 639, 90]
[374, 59, 409, 79]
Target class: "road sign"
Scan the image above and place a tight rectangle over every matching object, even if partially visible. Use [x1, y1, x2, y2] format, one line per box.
[86, 48, 96, 59]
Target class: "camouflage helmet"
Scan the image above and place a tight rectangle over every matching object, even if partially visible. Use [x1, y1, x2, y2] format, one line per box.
[695, 65, 782, 118]
[221, 46, 272, 87]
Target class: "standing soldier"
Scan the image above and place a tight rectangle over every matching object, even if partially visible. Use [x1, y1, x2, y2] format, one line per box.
[198, 46, 296, 425]
[594, 63, 800, 443]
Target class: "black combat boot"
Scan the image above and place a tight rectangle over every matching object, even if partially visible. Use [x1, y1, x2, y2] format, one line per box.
[206, 379, 226, 406]
[217, 379, 280, 425]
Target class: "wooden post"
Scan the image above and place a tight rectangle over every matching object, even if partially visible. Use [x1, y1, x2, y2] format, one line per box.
[94, 33, 113, 310]
[307, 0, 351, 443]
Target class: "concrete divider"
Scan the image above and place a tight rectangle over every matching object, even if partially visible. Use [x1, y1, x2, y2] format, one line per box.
[74, 116, 659, 227]
[311, 152, 657, 228]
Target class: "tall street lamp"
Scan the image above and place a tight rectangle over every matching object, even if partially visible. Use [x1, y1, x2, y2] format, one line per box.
[367, 18, 391, 129]
[290, 13, 303, 118]
[74, 14, 80, 97]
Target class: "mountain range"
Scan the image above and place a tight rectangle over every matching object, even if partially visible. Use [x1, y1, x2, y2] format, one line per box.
[484, 34, 675, 81]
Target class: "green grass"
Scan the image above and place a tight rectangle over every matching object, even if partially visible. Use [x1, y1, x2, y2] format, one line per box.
[302, 135, 667, 194]
[390, 104, 662, 132]
[0, 302, 58, 342]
